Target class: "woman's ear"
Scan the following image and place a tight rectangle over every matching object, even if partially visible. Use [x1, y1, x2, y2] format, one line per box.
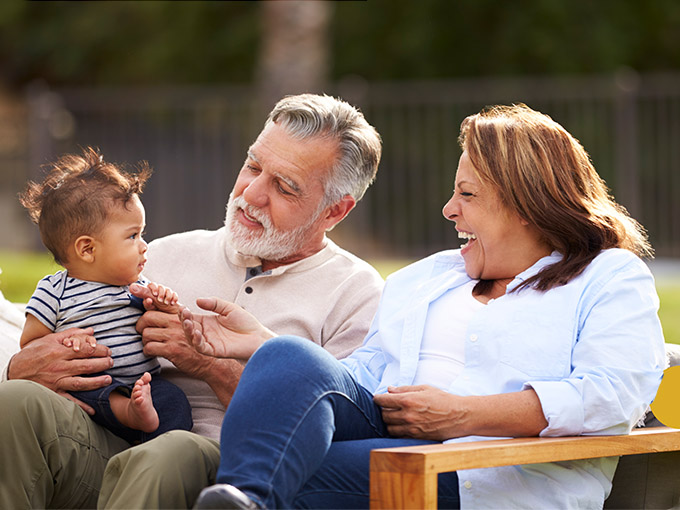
[74, 235, 96, 263]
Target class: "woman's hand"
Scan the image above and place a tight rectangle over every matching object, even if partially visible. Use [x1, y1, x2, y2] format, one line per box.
[180, 297, 276, 361]
[374, 385, 464, 441]
[374, 386, 548, 441]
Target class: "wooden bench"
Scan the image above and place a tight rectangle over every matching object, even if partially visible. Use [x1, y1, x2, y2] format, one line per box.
[370, 426, 680, 509]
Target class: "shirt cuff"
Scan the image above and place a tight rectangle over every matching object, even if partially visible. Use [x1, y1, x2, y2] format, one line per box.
[524, 380, 585, 436]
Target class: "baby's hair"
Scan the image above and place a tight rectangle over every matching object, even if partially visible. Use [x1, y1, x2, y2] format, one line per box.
[19, 147, 152, 265]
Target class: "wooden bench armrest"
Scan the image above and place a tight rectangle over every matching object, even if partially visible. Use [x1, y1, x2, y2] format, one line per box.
[369, 426, 680, 509]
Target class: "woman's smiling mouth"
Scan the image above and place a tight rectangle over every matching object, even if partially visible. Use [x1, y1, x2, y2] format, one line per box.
[458, 230, 477, 248]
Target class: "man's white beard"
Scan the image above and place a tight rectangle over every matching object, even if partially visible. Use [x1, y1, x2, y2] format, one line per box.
[224, 194, 322, 262]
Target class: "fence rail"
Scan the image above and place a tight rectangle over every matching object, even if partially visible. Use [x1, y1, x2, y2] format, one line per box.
[20, 72, 680, 259]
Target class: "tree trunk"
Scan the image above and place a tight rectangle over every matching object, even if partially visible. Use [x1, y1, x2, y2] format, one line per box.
[257, 0, 333, 108]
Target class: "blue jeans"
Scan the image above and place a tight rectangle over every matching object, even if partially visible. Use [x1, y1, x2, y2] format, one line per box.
[70, 375, 192, 444]
[216, 336, 460, 509]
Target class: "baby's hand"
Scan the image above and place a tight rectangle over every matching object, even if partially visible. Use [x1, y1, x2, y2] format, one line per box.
[145, 282, 182, 314]
[62, 332, 97, 352]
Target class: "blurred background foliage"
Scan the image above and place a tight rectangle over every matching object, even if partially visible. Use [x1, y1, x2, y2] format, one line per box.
[1, 0, 679, 342]
[1, 0, 679, 89]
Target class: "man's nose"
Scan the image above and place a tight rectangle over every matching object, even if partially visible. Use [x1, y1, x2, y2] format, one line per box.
[241, 175, 268, 208]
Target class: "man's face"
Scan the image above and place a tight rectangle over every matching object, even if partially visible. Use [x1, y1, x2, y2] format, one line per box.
[225, 122, 339, 264]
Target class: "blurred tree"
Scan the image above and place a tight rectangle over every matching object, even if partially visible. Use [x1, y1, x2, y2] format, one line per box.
[331, 0, 680, 79]
[0, 2, 259, 87]
[257, 0, 332, 106]
[0, 0, 679, 89]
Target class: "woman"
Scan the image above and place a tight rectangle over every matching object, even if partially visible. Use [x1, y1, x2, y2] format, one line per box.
[183, 104, 665, 509]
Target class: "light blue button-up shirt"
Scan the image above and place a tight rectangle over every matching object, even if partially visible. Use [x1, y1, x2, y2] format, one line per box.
[341, 248, 665, 509]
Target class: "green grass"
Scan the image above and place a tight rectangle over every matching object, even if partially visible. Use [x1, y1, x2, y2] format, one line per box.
[1, 252, 679, 345]
[657, 281, 680, 345]
[0, 250, 60, 302]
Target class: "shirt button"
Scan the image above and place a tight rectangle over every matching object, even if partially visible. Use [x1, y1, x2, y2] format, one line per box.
[249, 268, 258, 277]
[245, 287, 253, 294]
[469, 334, 478, 342]
[464, 480, 472, 490]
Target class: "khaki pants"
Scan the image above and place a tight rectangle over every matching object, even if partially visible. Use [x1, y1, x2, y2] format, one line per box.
[0, 380, 129, 509]
[98, 430, 220, 509]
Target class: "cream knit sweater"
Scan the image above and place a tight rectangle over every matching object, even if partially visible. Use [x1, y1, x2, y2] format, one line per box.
[143, 227, 384, 440]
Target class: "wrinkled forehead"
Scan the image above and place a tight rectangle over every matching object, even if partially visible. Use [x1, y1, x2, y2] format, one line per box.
[251, 123, 337, 185]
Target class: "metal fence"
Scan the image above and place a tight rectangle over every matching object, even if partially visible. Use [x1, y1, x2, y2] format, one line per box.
[21, 72, 680, 259]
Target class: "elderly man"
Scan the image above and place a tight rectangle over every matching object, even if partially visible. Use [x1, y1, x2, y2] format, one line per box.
[0, 94, 384, 509]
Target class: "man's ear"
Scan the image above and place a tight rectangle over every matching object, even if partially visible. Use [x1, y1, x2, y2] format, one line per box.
[322, 195, 356, 231]
[73, 235, 96, 263]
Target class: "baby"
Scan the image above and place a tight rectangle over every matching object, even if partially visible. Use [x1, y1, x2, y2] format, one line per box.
[19, 147, 192, 444]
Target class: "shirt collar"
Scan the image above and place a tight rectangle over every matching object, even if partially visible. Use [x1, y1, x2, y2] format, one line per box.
[506, 251, 563, 292]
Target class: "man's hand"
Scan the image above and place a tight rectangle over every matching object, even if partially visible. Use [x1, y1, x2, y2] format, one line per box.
[180, 297, 276, 361]
[8, 328, 113, 415]
[136, 305, 248, 408]
[135, 308, 215, 380]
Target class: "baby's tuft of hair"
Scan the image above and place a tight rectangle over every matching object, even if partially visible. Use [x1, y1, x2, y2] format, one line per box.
[19, 147, 152, 265]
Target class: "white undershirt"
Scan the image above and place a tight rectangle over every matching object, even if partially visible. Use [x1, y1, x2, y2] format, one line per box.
[412, 280, 485, 390]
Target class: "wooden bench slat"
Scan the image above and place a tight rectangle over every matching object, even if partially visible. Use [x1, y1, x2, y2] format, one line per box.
[369, 426, 680, 509]
[371, 426, 680, 473]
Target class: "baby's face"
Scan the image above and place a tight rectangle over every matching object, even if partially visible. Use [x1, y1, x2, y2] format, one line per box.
[90, 195, 148, 286]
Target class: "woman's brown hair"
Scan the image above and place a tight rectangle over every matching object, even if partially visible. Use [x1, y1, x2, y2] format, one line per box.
[459, 104, 652, 291]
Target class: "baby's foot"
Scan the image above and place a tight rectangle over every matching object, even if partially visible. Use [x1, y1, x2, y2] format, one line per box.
[127, 372, 160, 433]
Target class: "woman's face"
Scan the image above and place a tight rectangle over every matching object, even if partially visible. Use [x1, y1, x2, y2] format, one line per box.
[442, 151, 549, 281]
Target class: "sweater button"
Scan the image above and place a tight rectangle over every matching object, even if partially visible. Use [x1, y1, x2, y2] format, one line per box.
[245, 287, 253, 294]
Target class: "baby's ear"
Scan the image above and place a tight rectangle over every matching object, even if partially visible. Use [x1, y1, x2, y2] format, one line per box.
[74, 235, 96, 263]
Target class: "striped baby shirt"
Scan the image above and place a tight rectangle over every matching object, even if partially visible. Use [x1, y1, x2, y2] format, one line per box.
[26, 270, 160, 385]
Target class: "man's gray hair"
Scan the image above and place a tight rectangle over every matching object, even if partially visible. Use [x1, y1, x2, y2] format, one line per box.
[266, 94, 382, 207]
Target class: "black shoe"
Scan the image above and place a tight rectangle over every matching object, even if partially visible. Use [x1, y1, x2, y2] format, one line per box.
[193, 484, 262, 509]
